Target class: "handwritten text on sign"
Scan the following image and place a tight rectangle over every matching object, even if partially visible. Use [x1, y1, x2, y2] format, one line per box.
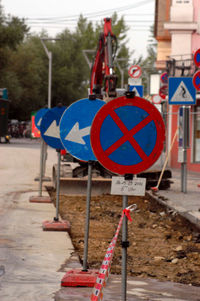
[111, 176, 146, 196]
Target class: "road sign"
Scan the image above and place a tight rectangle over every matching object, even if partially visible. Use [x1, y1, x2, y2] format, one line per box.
[31, 113, 40, 138]
[111, 176, 146, 196]
[40, 106, 66, 149]
[128, 78, 142, 85]
[193, 70, 200, 90]
[168, 77, 196, 105]
[128, 65, 142, 78]
[160, 72, 168, 84]
[159, 85, 168, 99]
[90, 96, 165, 175]
[129, 85, 143, 97]
[60, 98, 105, 161]
[35, 108, 49, 130]
[194, 48, 200, 67]
[152, 94, 161, 105]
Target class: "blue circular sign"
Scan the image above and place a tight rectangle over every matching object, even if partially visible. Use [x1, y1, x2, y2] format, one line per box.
[60, 98, 105, 161]
[40, 106, 66, 149]
[91, 96, 165, 175]
[35, 108, 49, 130]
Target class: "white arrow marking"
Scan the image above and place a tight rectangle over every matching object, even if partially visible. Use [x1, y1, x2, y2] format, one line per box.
[65, 122, 90, 145]
[37, 117, 42, 127]
[44, 120, 60, 138]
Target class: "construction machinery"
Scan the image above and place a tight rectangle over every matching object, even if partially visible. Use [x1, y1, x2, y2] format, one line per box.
[90, 17, 118, 99]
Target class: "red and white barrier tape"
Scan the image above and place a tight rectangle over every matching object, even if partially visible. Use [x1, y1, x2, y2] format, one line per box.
[90, 204, 137, 301]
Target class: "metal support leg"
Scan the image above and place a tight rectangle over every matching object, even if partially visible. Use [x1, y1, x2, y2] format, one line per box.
[122, 195, 128, 301]
[39, 139, 45, 197]
[82, 161, 93, 271]
[54, 150, 61, 221]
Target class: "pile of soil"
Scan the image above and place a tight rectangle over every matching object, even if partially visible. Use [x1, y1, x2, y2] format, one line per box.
[49, 190, 200, 286]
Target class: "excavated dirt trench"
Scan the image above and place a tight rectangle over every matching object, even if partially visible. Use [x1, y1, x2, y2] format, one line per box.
[48, 189, 200, 287]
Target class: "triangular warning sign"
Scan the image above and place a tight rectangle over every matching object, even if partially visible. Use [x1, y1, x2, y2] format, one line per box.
[170, 81, 194, 103]
[132, 87, 140, 96]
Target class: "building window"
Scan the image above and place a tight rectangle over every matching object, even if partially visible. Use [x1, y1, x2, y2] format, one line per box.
[193, 106, 200, 163]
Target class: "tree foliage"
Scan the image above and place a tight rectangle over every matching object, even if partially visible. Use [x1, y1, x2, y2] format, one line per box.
[1, 11, 131, 120]
[0, 1, 155, 120]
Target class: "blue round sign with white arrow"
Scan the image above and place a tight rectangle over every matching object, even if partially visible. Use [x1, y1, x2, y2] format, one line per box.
[40, 106, 66, 149]
[35, 108, 49, 130]
[60, 98, 105, 161]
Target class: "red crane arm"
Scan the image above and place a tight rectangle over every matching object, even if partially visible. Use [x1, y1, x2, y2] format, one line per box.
[90, 18, 117, 99]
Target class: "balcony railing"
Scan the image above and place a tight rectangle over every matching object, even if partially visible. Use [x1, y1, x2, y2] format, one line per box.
[166, 54, 198, 77]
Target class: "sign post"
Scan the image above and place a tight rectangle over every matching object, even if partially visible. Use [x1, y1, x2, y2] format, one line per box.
[169, 77, 195, 193]
[122, 194, 128, 300]
[55, 149, 61, 222]
[91, 95, 165, 301]
[40, 105, 70, 231]
[82, 161, 93, 271]
[179, 106, 190, 193]
[29, 108, 51, 203]
[60, 97, 105, 286]
[34, 108, 49, 190]
[181, 107, 187, 193]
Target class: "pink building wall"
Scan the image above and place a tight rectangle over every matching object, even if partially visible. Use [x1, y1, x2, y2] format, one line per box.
[168, 0, 200, 173]
[192, 0, 200, 53]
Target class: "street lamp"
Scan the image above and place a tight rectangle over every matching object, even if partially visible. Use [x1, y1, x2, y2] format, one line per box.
[40, 38, 60, 108]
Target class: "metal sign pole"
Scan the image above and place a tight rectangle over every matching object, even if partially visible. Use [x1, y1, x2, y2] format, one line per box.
[55, 149, 61, 221]
[82, 161, 93, 271]
[122, 194, 128, 301]
[181, 106, 188, 193]
[39, 138, 45, 197]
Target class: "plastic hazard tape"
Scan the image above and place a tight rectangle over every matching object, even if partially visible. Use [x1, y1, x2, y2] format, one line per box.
[90, 204, 137, 301]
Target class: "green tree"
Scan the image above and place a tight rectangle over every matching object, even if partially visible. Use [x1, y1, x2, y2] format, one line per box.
[0, 2, 29, 72]
[5, 35, 48, 119]
[0, 8, 131, 120]
[0, 1, 29, 119]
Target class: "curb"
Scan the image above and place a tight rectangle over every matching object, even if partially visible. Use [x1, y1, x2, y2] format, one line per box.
[146, 191, 200, 231]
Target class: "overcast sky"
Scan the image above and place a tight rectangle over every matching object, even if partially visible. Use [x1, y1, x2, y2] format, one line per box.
[1, 0, 155, 60]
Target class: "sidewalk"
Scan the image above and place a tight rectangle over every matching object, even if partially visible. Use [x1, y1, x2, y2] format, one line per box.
[147, 168, 200, 230]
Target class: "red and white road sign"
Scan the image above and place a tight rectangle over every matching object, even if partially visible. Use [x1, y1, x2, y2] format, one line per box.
[159, 85, 168, 99]
[152, 94, 162, 105]
[160, 72, 168, 84]
[91, 96, 165, 175]
[194, 48, 200, 68]
[193, 70, 200, 91]
[128, 65, 142, 78]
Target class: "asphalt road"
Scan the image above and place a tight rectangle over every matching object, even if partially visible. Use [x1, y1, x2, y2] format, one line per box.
[0, 138, 73, 301]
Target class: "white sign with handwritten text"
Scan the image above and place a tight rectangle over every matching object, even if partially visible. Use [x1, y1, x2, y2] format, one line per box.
[111, 176, 146, 196]
[173, 0, 192, 4]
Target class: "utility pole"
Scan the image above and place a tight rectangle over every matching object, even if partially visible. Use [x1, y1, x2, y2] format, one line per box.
[115, 58, 127, 89]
